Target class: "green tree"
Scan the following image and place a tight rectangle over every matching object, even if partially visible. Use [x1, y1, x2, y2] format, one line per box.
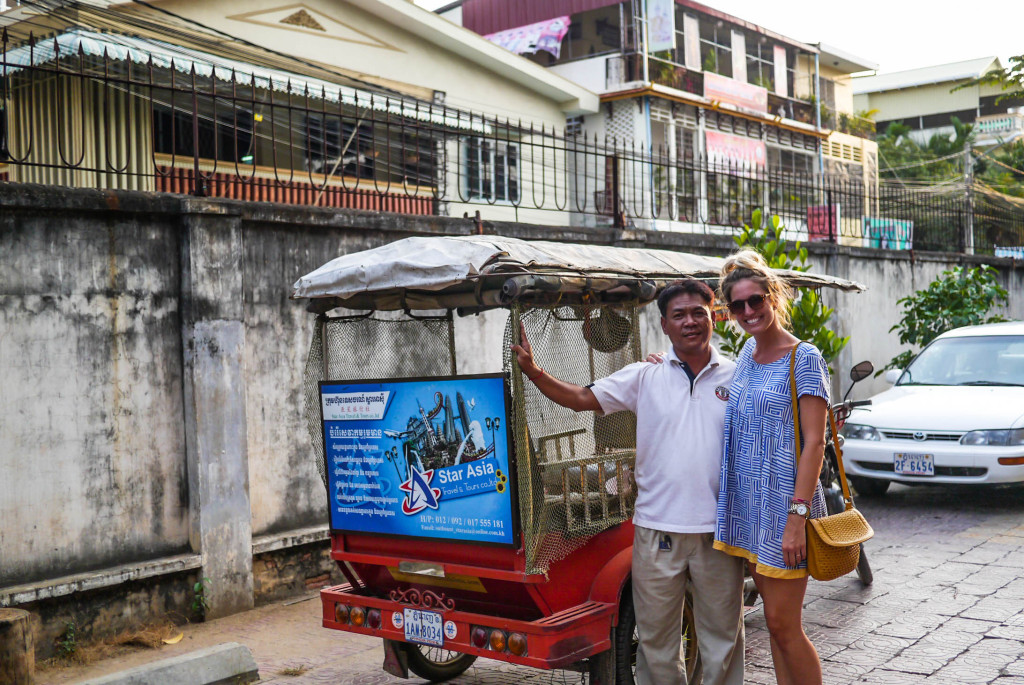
[714, 210, 849, 367]
[876, 120, 967, 182]
[884, 265, 1009, 372]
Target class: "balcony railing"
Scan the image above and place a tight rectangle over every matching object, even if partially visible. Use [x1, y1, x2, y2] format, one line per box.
[820, 107, 877, 140]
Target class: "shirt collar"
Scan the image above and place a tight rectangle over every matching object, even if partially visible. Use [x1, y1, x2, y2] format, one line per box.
[666, 345, 720, 371]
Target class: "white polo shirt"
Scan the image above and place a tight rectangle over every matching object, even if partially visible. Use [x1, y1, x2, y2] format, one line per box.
[590, 346, 735, 533]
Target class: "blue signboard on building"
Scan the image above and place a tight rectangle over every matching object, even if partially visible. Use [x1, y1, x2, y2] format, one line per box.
[319, 374, 515, 546]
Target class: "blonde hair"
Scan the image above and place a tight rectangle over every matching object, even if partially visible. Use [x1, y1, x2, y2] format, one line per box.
[719, 249, 793, 330]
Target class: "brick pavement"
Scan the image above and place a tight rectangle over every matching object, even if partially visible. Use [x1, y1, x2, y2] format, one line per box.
[37, 483, 1024, 685]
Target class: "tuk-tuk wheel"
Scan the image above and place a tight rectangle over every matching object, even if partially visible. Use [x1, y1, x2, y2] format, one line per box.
[403, 643, 476, 682]
[610, 586, 703, 684]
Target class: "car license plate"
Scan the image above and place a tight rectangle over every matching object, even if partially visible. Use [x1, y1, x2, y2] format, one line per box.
[894, 452, 934, 476]
[404, 608, 443, 647]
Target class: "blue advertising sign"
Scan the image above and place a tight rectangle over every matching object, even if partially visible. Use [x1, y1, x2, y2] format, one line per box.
[319, 374, 516, 546]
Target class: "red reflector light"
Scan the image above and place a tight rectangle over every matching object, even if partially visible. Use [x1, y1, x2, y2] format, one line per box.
[350, 606, 366, 627]
[508, 632, 528, 656]
[489, 629, 507, 652]
[998, 457, 1024, 465]
[367, 609, 382, 629]
[334, 603, 349, 624]
[471, 626, 488, 649]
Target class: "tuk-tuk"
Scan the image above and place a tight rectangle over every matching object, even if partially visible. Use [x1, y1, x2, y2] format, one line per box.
[291, 235, 863, 683]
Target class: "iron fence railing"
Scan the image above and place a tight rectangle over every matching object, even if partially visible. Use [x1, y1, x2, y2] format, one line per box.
[2, 29, 1022, 254]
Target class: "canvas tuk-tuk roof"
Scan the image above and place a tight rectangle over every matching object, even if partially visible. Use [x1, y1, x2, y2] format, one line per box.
[292, 235, 865, 313]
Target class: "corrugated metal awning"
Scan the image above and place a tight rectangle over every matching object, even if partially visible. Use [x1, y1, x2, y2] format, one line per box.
[0, 28, 490, 132]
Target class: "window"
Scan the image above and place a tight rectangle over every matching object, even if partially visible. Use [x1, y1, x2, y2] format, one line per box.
[698, 20, 732, 78]
[391, 129, 439, 188]
[746, 37, 775, 90]
[768, 147, 815, 175]
[305, 114, 374, 179]
[153, 103, 253, 163]
[465, 138, 519, 202]
[523, 4, 623, 67]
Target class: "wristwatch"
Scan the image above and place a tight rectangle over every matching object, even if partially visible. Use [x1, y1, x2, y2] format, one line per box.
[787, 501, 810, 518]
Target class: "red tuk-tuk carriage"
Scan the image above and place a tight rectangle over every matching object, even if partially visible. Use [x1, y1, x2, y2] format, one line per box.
[292, 236, 862, 682]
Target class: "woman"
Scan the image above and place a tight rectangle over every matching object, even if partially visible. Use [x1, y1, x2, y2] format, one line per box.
[714, 249, 830, 685]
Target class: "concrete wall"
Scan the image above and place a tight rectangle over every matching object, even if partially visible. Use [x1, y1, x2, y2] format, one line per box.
[0, 199, 190, 587]
[853, 79, 1008, 124]
[854, 82, 980, 122]
[2, 181, 1022, 641]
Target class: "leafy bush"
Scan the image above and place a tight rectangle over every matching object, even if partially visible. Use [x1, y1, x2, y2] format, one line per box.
[885, 265, 1008, 372]
[715, 209, 849, 366]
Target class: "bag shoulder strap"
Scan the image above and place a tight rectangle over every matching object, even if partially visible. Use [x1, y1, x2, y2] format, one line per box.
[789, 342, 802, 462]
[788, 342, 857, 512]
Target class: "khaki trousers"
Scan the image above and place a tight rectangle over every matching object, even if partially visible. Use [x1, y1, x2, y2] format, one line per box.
[632, 526, 744, 685]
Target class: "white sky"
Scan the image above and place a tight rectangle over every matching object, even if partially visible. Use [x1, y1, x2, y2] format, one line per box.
[414, 0, 1022, 75]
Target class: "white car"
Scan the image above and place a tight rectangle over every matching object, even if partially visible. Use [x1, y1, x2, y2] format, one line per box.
[842, 321, 1024, 495]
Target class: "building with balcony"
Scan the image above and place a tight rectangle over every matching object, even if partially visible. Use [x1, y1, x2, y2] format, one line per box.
[437, 0, 878, 234]
[853, 57, 1024, 148]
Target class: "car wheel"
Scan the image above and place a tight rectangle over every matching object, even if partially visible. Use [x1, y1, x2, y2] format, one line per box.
[404, 644, 476, 682]
[850, 476, 890, 497]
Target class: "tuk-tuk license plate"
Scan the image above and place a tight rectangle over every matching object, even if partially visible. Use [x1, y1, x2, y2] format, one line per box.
[894, 452, 934, 476]
[403, 608, 443, 647]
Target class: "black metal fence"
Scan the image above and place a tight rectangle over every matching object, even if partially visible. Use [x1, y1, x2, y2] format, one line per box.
[2, 29, 1022, 253]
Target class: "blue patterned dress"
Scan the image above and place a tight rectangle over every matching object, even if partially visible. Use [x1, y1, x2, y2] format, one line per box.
[713, 339, 830, 578]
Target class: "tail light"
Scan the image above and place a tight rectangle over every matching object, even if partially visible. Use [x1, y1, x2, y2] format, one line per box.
[507, 632, 528, 656]
[471, 626, 488, 648]
[350, 606, 366, 627]
[489, 629, 507, 652]
[334, 603, 349, 624]
[367, 609, 382, 629]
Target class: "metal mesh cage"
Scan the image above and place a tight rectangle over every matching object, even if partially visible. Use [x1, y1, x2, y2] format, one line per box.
[504, 303, 641, 575]
[303, 305, 641, 576]
[304, 312, 456, 487]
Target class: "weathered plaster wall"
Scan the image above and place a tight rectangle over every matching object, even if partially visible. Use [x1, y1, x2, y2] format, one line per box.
[0, 197, 190, 588]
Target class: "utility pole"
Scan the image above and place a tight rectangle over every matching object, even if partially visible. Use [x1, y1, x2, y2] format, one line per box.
[963, 141, 975, 255]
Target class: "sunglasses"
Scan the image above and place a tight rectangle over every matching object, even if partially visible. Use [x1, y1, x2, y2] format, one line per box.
[727, 293, 769, 315]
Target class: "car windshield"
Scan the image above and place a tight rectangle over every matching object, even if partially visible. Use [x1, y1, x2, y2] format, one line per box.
[900, 335, 1024, 386]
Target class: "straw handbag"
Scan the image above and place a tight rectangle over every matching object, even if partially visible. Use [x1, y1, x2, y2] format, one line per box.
[789, 344, 874, 581]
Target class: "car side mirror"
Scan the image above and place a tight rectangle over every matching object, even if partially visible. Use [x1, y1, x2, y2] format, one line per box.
[884, 369, 901, 385]
[850, 361, 874, 383]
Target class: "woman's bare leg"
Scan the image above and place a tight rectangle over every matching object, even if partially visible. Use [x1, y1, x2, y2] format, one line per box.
[751, 566, 821, 685]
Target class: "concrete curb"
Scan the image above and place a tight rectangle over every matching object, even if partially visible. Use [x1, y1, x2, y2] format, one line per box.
[79, 642, 258, 685]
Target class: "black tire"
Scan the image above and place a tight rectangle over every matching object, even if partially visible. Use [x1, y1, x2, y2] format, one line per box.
[823, 486, 845, 516]
[856, 544, 874, 585]
[404, 644, 476, 682]
[743, 576, 759, 608]
[613, 586, 703, 684]
[849, 476, 890, 497]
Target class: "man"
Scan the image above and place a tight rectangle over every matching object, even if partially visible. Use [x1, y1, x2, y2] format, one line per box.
[511, 279, 744, 685]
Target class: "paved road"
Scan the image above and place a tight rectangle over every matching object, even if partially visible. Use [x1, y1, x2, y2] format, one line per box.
[39, 482, 1024, 685]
